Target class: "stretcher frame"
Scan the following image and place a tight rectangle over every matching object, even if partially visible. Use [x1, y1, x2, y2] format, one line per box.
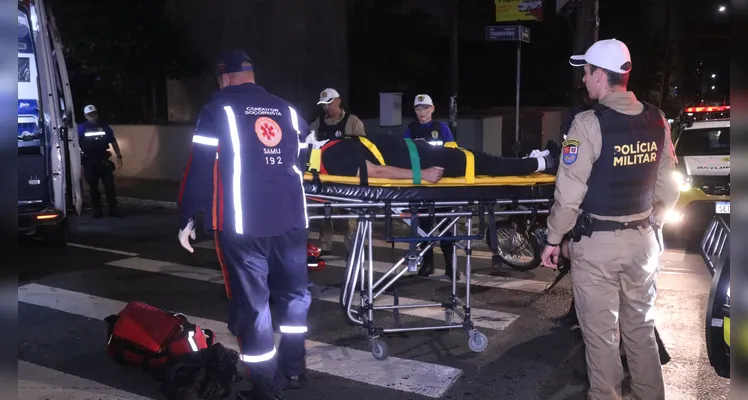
[307, 193, 551, 360]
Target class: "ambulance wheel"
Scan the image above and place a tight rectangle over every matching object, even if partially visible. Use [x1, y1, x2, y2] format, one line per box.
[371, 339, 389, 360]
[468, 331, 488, 353]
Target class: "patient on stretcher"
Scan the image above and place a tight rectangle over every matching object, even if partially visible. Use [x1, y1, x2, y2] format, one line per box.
[306, 134, 559, 183]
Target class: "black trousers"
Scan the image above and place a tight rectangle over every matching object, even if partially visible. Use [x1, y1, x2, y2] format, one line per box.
[84, 158, 117, 210]
[439, 149, 540, 178]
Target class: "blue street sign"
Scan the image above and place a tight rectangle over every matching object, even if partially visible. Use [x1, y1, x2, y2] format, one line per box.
[485, 25, 531, 44]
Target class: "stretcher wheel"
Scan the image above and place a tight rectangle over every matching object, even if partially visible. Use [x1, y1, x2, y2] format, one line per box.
[371, 339, 389, 360]
[468, 331, 488, 353]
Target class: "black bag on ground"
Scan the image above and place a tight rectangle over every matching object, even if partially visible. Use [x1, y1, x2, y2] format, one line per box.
[152, 343, 251, 400]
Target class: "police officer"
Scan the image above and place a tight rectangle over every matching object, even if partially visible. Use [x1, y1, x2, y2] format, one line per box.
[177, 50, 311, 400]
[540, 39, 679, 400]
[403, 94, 459, 280]
[77, 104, 123, 218]
[309, 88, 365, 253]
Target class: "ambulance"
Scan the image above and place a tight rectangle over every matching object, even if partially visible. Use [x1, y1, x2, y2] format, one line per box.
[18, 0, 82, 245]
[664, 105, 730, 239]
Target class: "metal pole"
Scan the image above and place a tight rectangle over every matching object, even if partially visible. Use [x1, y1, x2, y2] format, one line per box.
[449, 0, 459, 139]
[514, 40, 521, 156]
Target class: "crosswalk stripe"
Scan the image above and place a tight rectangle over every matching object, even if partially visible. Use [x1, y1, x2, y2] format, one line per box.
[18, 360, 152, 400]
[67, 243, 139, 256]
[321, 257, 550, 293]
[18, 283, 462, 398]
[105, 256, 520, 331]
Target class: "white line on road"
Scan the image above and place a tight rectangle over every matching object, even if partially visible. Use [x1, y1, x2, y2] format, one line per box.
[322, 257, 550, 294]
[18, 283, 463, 399]
[105, 257, 519, 331]
[18, 360, 153, 400]
[67, 243, 139, 256]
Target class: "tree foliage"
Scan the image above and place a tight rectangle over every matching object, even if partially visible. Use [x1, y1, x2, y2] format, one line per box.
[48, 0, 204, 123]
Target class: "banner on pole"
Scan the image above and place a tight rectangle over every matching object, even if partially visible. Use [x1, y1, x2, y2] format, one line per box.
[495, 0, 543, 22]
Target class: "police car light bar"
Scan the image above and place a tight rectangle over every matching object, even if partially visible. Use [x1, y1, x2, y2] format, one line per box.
[684, 105, 730, 113]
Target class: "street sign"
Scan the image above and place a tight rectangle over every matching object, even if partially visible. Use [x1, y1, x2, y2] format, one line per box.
[485, 25, 531, 44]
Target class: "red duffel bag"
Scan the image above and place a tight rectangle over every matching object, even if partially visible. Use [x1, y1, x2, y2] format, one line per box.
[104, 301, 214, 370]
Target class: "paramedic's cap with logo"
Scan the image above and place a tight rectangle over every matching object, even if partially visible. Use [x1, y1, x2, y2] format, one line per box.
[216, 50, 254, 75]
[83, 105, 97, 115]
[414, 94, 434, 107]
[317, 88, 341, 105]
[569, 39, 633, 74]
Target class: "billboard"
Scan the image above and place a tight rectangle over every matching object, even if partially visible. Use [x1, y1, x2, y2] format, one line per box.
[495, 0, 543, 22]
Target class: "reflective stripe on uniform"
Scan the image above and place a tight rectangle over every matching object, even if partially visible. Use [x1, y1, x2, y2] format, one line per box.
[279, 325, 308, 334]
[84, 131, 106, 137]
[240, 347, 277, 363]
[222, 106, 244, 235]
[288, 106, 310, 229]
[193, 134, 218, 146]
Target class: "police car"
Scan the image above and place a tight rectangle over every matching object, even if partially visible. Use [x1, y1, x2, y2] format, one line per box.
[664, 106, 729, 238]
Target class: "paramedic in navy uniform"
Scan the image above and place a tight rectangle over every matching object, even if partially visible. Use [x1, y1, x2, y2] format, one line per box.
[176, 50, 310, 400]
[402, 94, 460, 280]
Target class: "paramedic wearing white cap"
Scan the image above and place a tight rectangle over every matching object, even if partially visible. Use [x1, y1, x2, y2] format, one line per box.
[402, 94, 458, 280]
[539, 39, 679, 400]
[309, 88, 365, 253]
[77, 104, 124, 218]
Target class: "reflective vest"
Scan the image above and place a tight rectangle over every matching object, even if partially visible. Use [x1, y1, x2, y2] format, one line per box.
[80, 122, 110, 159]
[315, 113, 350, 141]
[407, 120, 450, 146]
[580, 102, 666, 216]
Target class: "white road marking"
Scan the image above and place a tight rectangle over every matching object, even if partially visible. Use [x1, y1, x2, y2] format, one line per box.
[322, 258, 550, 294]
[67, 243, 139, 256]
[105, 257, 519, 332]
[18, 283, 463, 399]
[18, 361, 153, 400]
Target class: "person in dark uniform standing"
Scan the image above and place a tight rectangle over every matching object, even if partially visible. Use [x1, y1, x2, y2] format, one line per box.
[177, 50, 311, 400]
[77, 104, 123, 218]
[561, 85, 596, 140]
[540, 39, 679, 400]
[309, 88, 366, 253]
[402, 94, 459, 280]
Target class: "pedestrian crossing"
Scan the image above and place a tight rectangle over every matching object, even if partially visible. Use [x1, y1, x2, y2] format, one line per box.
[18, 240, 547, 399]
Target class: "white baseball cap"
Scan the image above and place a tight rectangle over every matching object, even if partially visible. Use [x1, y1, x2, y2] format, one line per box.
[317, 88, 340, 105]
[83, 104, 97, 115]
[569, 39, 632, 74]
[413, 94, 433, 107]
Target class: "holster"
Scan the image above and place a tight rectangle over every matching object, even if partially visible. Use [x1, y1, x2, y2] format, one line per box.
[570, 212, 594, 242]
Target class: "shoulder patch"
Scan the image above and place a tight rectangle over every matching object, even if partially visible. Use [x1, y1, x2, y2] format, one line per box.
[561, 139, 580, 165]
[431, 130, 439, 138]
[255, 117, 283, 147]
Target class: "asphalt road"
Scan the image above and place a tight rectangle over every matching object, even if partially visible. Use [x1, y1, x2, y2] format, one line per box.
[18, 207, 729, 400]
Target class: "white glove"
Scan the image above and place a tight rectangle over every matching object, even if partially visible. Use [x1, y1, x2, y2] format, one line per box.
[178, 219, 196, 253]
[305, 130, 329, 149]
[525, 149, 549, 159]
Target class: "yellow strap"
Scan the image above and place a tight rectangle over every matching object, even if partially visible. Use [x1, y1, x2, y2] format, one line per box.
[308, 148, 321, 171]
[459, 148, 475, 184]
[444, 141, 458, 148]
[359, 137, 386, 165]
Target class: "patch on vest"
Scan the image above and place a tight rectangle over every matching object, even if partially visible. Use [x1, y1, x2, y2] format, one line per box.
[255, 117, 282, 147]
[562, 139, 580, 165]
[431, 130, 439, 138]
[335, 130, 342, 137]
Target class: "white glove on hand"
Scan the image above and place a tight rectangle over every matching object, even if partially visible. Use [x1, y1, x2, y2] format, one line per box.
[525, 149, 549, 159]
[178, 219, 196, 253]
[305, 130, 329, 149]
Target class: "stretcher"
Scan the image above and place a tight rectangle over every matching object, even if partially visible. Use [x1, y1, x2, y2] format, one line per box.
[303, 171, 556, 360]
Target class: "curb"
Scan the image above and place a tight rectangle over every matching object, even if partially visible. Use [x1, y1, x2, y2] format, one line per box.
[116, 196, 177, 210]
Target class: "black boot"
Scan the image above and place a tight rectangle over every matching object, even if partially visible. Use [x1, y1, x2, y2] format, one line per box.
[418, 247, 435, 277]
[655, 327, 671, 365]
[558, 298, 578, 327]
